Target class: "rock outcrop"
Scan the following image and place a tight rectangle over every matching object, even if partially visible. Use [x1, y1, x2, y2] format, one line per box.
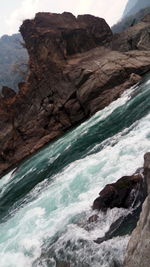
[92, 172, 146, 212]
[112, 13, 150, 51]
[90, 156, 148, 245]
[0, 12, 150, 175]
[124, 152, 150, 267]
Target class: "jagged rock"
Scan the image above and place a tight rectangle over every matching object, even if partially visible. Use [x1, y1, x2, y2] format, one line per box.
[92, 173, 146, 211]
[94, 206, 142, 245]
[0, 12, 150, 175]
[112, 13, 150, 51]
[124, 152, 150, 267]
[92, 158, 147, 245]
[20, 12, 112, 62]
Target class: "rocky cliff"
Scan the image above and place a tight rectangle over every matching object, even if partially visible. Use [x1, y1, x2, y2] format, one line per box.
[112, 12, 150, 51]
[0, 12, 150, 175]
[124, 152, 150, 267]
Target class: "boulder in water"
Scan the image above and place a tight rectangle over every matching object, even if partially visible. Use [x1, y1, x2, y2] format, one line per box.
[91, 156, 147, 245]
[92, 173, 145, 211]
[124, 152, 150, 267]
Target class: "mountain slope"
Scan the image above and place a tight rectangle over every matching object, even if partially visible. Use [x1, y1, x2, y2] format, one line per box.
[112, 6, 150, 33]
[123, 0, 150, 18]
[0, 34, 28, 93]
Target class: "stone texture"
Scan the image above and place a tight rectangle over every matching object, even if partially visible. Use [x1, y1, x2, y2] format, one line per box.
[124, 152, 150, 267]
[0, 12, 150, 175]
[92, 173, 145, 212]
[112, 14, 150, 52]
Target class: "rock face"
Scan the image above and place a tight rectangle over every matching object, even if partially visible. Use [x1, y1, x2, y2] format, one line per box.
[0, 12, 150, 175]
[123, 0, 150, 19]
[112, 14, 150, 51]
[124, 152, 150, 267]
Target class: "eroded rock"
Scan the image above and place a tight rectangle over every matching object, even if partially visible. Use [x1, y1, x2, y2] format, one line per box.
[0, 12, 150, 175]
[112, 14, 150, 52]
[124, 152, 150, 267]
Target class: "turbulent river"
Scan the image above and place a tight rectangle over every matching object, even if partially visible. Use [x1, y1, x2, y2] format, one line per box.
[0, 74, 150, 267]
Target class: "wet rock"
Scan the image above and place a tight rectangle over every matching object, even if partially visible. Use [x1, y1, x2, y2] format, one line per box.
[124, 152, 150, 267]
[88, 214, 99, 223]
[94, 205, 142, 245]
[92, 173, 145, 211]
[93, 155, 147, 245]
[30, 130, 62, 154]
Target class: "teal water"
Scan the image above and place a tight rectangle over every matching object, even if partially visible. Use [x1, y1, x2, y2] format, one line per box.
[0, 75, 150, 266]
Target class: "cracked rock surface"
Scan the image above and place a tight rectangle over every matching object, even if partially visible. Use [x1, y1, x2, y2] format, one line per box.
[0, 12, 150, 175]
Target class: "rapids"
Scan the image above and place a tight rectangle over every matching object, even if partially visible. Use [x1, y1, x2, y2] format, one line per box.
[0, 74, 150, 267]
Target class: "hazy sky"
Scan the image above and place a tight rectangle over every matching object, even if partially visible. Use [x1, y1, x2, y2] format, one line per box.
[0, 0, 128, 36]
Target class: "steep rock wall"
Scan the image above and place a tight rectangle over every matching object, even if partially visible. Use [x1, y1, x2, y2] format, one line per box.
[0, 12, 150, 175]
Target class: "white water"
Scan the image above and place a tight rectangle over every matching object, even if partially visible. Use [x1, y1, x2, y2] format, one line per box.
[0, 77, 150, 266]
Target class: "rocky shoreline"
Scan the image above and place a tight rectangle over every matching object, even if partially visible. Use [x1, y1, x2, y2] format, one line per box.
[0, 12, 150, 177]
[85, 153, 150, 265]
[89, 162, 147, 245]
[124, 152, 150, 266]
[35, 153, 150, 267]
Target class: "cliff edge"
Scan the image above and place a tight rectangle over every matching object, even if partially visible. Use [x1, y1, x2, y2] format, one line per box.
[0, 12, 150, 175]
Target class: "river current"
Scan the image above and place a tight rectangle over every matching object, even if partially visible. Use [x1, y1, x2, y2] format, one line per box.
[0, 74, 150, 267]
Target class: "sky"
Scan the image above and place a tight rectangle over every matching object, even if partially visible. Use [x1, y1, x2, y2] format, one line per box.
[0, 0, 128, 37]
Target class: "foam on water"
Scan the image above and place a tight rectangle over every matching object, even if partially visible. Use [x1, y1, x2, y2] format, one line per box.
[0, 76, 150, 266]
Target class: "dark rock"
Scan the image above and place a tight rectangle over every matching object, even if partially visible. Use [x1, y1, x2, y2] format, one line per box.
[92, 173, 145, 211]
[92, 157, 147, 245]
[124, 152, 150, 267]
[94, 205, 143, 245]
[1, 86, 16, 99]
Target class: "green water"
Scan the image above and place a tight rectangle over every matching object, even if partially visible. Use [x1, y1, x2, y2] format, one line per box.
[0, 74, 150, 267]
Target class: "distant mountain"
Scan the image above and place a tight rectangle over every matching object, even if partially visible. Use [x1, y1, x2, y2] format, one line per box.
[112, 6, 150, 33]
[0, 33, 28, 93]
[123, 0, 150, 19]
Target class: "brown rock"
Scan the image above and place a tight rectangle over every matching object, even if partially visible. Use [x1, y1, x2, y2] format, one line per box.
[92, 174, 143, 211]
[124, 152, 150, 267]
[0, 12, 150, 175]
[112, 13, 150, 52]
[30, 131, 62, 154]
